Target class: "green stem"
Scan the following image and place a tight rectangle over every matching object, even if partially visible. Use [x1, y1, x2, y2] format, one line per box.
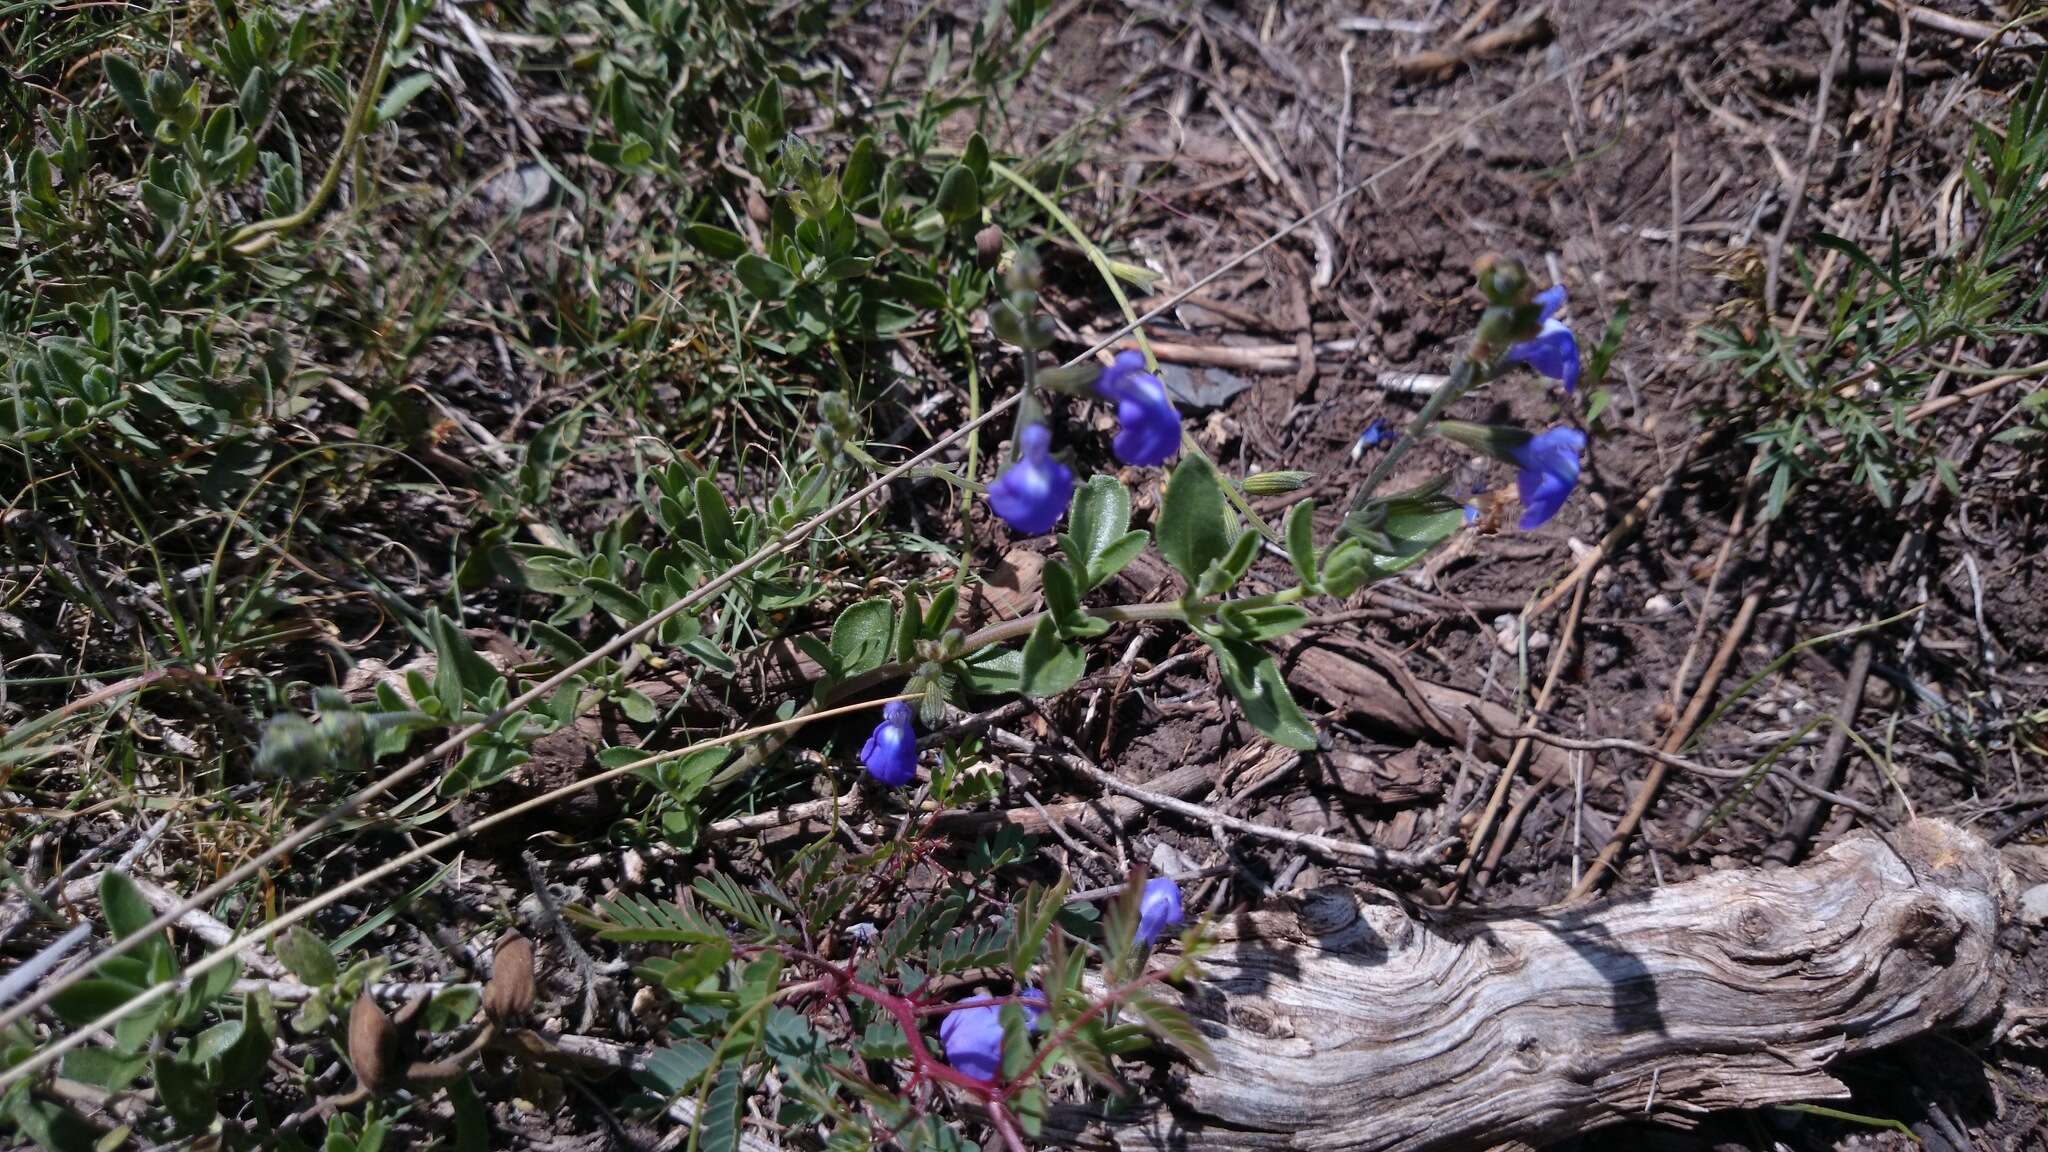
[224, 0, 398, 255]
[950, 308, 983, 573]
[1350, 346, 1484, 514]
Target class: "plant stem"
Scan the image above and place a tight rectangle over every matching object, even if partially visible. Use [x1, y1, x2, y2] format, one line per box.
[225, 0, 398, 256]
[1349, 347, 1484, 514]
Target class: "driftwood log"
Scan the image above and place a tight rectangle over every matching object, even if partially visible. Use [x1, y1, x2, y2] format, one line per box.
[1057, 820, 2009, 1152]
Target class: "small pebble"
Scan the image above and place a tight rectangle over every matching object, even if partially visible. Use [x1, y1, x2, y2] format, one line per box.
[631, 985, 661, 1020]
[2020, 884, 2048, 928]
[1644, 594, 1675, 614]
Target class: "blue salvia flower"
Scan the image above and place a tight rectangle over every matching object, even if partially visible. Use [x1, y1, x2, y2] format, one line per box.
[1351, 418, 1390, 460]
[1134, 876, 1184, 947]
[986, 423, 1075, 535]
[939, 989, 1045, 1082]
[859, 701, 918, 787]
[1503, 285, 1581, 394]
[1092, 350, 1181, 467]
[1510, 427, 1586, 530]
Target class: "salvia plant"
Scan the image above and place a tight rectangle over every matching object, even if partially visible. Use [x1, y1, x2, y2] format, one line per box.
[542, 251, 1597, 1149]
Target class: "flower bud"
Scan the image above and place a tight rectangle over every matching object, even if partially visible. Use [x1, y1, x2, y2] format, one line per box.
[348, 992, 398, 1095]
[1476, 254, 1529, 307]
[1240, 470, 1312, 496]
[484, 932, 536, 1025]
[1433, 419, 1532, 465]
[817, 391, 855, 434]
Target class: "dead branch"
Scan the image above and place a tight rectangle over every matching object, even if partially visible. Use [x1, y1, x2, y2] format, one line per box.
[1056, 820, 2008, 1152]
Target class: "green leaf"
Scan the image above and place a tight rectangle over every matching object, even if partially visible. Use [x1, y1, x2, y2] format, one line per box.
[616, 687, 657, 724]
[583, 577, 650, 624]
[637, 1040, 716, 1097]
[954, 645, 1024, 696]
[274, 925, 338, 986]
[1060, 475, 1147, 591]
[694, 475, 734, 554]
[1198, 633, 1317, 750]
[424, 985, 482, 1031]
[830, 598, 894, 677]
[6, 1092, 100, 1152]
[1218, 604, 1310, 642]
[935, 164, 981, 225]
[734, 253, 796, 300]
[151, 1052, 216, 1133]
[60, 1048, 148, 1093]
[1158, 456, 1235, 589]
[103, 56, 156, 132]
[1585, 299, 1629, 392]
[841, 135, 879, 202]
[1584, 387, 1613, 428]
[685, 223, 748, 260]
[962, 132, 990, 181]
[893, 595, 922, 662]
[1284, 500, 1318, 586]
[1018, 617, 1085, 697]
[449, 1075, 492, 1152]
[99, 871, 155, 943]
[190, 1020, 243, 1065]
[1340, 486, 1467, 580]
[1041, 562, 1106, 639]
[1126, 992, 1215, 1069]
[51, 980, 141, 1028]
[698, 1062, 743, 1152]
[374, 72, 435, 125]
[217, 991, 274, 1088]
[428, 609, 500, 707]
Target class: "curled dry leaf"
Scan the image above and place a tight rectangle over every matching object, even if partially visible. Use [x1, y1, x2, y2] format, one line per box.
[484, 931, 536, 1025]
[348, 992, 397, 1095]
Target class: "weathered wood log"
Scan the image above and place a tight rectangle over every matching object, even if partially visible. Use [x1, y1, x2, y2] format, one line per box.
[1056, 820, 2009, 1152]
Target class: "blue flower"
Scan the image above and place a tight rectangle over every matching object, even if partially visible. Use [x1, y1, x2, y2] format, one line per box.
[859, 701, 918, 787]
[1134, 876, 1184, 947]
[986, 423, 1075, 535]
[939, 989, 1045, 1083]
[1510, 427, 1586, 530]
[1503, 285, 1581, 394]
[1352, 419, 1390, 459]
[1092, 351, 1181, 467]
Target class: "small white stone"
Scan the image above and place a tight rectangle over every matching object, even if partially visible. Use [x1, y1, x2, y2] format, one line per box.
[1645, 594, 1675, 614]
[2020, 884, 2048, 927]
[631, 985, 661, 1020]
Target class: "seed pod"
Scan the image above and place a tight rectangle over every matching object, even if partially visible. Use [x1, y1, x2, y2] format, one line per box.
[348, 992, 397, 1095]
[975, 225, 1004, 269]
[483, 932, 536, 1025]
